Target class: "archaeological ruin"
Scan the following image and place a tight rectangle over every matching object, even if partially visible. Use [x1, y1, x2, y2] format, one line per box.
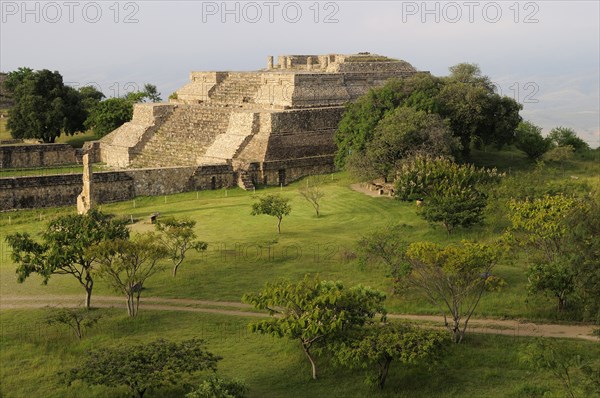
[99, 53, 419, 189]
[1, 53, 421, 210]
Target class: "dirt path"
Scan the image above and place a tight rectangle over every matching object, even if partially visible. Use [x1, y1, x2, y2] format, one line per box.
[350, 183, 393, 198]
[1, 294, 597, 341]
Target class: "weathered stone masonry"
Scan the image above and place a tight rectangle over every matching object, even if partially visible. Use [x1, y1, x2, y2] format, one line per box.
[0, 144, 80, 169]
[99, 53, 420, 190]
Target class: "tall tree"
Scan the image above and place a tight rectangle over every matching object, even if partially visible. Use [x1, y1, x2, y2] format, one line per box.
[242, 275, 386, 380]
[66, 338, 221, 398]
[5, 210, 129, 309]
[91, 233, 169, 317]
[7, 69, 87, 142]
[352, 107, 458, 181]
[399, 241, 503, 343]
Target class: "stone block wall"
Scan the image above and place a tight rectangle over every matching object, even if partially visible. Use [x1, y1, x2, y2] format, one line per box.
[0, 165, 236, 211]
[0, 144, 79, 169]
[0, 172, 134, 210]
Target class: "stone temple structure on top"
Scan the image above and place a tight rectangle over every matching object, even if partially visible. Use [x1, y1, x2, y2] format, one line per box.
[99, 53, 420, 190]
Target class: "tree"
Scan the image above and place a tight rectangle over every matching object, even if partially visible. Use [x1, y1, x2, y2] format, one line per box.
[251, 194, 291, 234]
[91, 233, 169, 317]
[331, 323, 448, 389]
[507, 194, 590, 312]
[354, 107, 458, 181]
[5, 210, 129, 309]
[548, 127, 590, 152]
[437, 63, 522, 157]
[45, 307, 102, 339]
[186, 375, 248, 398]
[356, 224, 411, 286]
[84, 97, 134, 137]
[142, 83, 162, 103]
[520, 339, 599, 398]
[400, 241, 503, 343]
[7, 69, 86, 142]
[155, 217, 208, 277]
[298, 175, 326, 217]
[242, 275, 387, 379]
[66, 338, 221, 398]
[514, 121, 553, 160]
[78, 85, 105, 115]
[394, 154, 503, 233]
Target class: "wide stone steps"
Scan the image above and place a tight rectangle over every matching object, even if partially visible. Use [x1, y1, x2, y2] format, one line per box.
[210, 75, 262, 104]
[130, 106, 232, 168]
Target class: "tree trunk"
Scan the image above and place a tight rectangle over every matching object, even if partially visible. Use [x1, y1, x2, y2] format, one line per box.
[172, 258, 183, 277]
[378, 357, 392, 390]
[126, 294, 135, 317]
[302, 345, 318, 380]
[84, 270, 94, 309]
[277, 217, 282, 234]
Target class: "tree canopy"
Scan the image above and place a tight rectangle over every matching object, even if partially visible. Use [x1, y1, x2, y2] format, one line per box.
[251, 194, 292, 234]
[242, 275, 386, 379]
[335, 63, 522, 169]
[6, 68, 87, 142]
[66, 338, 221, 398]
[5, 210, 129, 308]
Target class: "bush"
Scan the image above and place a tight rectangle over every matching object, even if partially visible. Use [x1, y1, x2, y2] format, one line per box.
[186, 375, 248, 398]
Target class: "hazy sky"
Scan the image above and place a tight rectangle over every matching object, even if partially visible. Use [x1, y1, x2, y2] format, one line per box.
[1, 0, 598, 146]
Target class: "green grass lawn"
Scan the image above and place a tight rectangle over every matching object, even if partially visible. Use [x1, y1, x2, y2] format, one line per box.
[1, 153, 598, 397]
[1, 309, 598, 398]
[0, 170, 592, 321]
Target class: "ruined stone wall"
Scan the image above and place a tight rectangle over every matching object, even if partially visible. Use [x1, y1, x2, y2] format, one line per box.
[260, 155, 335, 186]
[0, 172, 134, 210]
[0, 144, 80, 169]
[264, 107, 344, 161]
[0, 165, 236, 210]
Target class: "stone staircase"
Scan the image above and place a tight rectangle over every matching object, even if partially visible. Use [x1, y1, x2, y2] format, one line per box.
[131, 106, 232, 168]
[209, 73, 262, 105]
[237, 169, 255, 190]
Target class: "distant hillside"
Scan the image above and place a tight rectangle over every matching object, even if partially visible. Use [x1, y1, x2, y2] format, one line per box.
[0, 72, 13, 109]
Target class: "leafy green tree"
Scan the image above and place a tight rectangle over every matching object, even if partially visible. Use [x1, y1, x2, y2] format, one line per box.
[564, 194, 600, 321]
[335, 64, 521, 165]
[400, 241, 503, 343]
[186, 375, 248, 398]
[91, 233, 169, 317]
[251, 194, 291, 234]
[548, 127, 590, 152]
[514, 121, 553, 160]
[242, 275, 387, 379]
[437, 63, 522, 157]
[66, 338, 221, 398]
[84, 97, 134, 137]
[527, 260, 576, 312]
[155, 217, 208, 277]
[356, 224, 411, 286]
[507, 194, 597, 314]
[5, 210, 129, 309]
[353, 107, 458, 181]
[520, 339, 599, 398]
[332, 323, 448, 389]
[7, 69, 86, 142]
[78, 85, 105, 115]
[298, 175, 326, 217]
[142, 83, 162, 103]
[394, 154, 502, 233]
[45, 307, 102, 340]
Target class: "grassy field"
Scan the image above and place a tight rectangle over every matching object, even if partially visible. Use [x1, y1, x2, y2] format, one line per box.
[0, 149, 598, 397]
[1, 309, 598, 398]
